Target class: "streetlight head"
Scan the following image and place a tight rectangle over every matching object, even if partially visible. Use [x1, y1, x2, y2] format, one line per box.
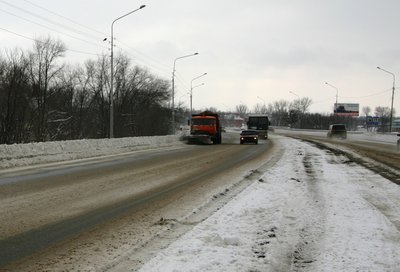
[194, 52, 199, 55]
[140, 5, 146, 9]
[377, 66, 381, 70]
[325, 82, 328, 85]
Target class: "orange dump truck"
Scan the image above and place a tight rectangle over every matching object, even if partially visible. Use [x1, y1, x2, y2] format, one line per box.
[188, 111, 222, 144]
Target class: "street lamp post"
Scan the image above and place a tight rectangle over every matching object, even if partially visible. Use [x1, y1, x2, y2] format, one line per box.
[190, 83, 205, 116]
[109, 5, 146, 138]
[377, 66, 396, 132]
[325, 82, 338, 105]
[190, 72, 207, 115]
[171, 52, 198, 133]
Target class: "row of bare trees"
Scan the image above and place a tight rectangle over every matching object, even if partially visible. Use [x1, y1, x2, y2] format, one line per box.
[0, 37, 171, 144]
[233, 98, 395, 131]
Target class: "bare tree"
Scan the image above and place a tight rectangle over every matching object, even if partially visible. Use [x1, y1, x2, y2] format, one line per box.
[374, 106, 395, 132]
[272, 100, 289, 126]
[28, 36, 66, 141]
[235, 104, 248, 117]
[47, 65, 81, 140]
[290, 97, 313, 114]
[84, 55, 110, 138]
[362, 106, 371, 117]
[0, 49, 31, 143]
[289, 97, 313, 128]
[374, 106, 391, 118]
[253, 103, 268, 114]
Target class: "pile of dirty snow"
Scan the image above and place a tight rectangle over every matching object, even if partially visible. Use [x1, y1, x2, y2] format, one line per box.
[0, 135, 183, 169]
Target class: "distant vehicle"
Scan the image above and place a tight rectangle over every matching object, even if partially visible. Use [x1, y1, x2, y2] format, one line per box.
[327, 124, 347, 139]
[188, 111, 222, 144]
[240, 130, 258, 144]
[247, 115, 270, 139]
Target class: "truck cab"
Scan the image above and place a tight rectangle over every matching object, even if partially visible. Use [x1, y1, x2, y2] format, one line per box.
[188, 111, 222, 144]
[247, 115, 270, 139]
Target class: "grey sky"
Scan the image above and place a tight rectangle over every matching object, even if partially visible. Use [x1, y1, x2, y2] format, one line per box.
[1, 0, 400, 114]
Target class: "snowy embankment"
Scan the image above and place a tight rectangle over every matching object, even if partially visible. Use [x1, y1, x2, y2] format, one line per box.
[0, 135, 183, 169]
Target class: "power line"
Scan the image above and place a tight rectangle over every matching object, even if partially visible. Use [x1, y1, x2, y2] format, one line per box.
[0, 26, 100, 56]
[112, 46, 171, 79]
[340, 88, 392, 99]
[22, 0, 108, 38]
[116, 39, 171, 72]
[0, 7, 108, 50]
[0, 0, 106, 46]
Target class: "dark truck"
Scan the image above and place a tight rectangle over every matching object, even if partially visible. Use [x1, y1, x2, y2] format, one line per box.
[327, 124, 347, 139]
[247, 115, 270, 139]
[188, 111, 222, 144]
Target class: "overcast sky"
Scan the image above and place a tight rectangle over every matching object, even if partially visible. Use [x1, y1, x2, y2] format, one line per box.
[1, 0, 400, 115]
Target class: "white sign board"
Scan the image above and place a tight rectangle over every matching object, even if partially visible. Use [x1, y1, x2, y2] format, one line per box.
[334, 103, 359, 116]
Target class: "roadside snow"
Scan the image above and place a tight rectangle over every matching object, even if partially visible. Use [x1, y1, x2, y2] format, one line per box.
[138, 137, 400, 272]
[0, 135, 183, 169]
[275, 128, 399, 145]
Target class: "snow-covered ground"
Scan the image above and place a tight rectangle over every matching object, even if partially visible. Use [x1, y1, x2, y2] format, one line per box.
[1, 131, 400, 271]
[274, 127, 400, 145]
[0, 135, 183, 169]
[137, 136, 400, 272]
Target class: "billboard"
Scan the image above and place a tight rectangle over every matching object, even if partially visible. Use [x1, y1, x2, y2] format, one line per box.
[334, 103, 359, 116]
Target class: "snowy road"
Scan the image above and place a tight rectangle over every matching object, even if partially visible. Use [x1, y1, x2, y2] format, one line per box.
[0, 132, 276, 271]
[1, 131, 400, 271]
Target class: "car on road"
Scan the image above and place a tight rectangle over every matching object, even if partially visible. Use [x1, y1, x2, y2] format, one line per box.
[327, 124, 347, 139]
[240, 130, 259, 144]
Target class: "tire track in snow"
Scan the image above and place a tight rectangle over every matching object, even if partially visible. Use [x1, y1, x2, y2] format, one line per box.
[290, 150, 327, 271]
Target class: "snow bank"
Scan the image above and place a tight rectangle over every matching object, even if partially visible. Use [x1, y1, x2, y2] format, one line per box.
[0, 135, 183, 169]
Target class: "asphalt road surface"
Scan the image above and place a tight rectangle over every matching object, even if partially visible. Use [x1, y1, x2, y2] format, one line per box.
[0, 132, 276, 271]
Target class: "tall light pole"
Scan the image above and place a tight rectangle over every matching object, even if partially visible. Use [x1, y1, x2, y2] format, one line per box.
[190, 83, 205, 116]
[190, 72, 207, 115]
[171, 52, 198, 133]
[109, 5, 145, 138]
[325, 82, 339, 105]
[377, 66, 396, 132]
